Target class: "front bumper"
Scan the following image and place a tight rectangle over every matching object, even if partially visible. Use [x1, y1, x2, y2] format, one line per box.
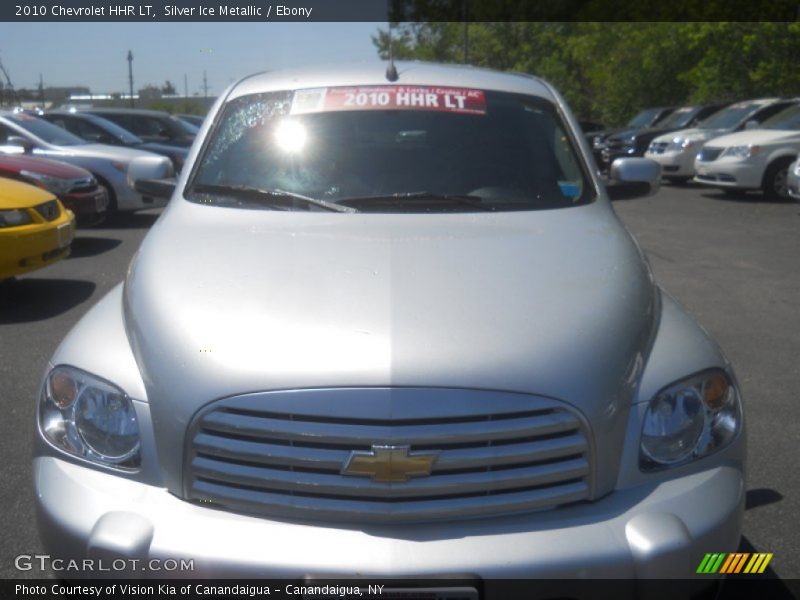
[35, 456, 744, 583]
[0, 212, 74, 278]
[645, 149, 697, 179]
[61, 188, 109, 226]
[693, 158, 764, 190]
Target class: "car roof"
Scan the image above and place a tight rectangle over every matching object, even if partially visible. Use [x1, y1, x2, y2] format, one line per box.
[85, 108, 175, 117]
[227, 61, 557, 103]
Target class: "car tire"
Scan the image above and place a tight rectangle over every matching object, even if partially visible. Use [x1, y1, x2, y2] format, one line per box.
[93, 176, 119, 224]
[761, 158, 793, 200]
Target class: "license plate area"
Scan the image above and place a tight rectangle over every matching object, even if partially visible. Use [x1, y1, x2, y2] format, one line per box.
[56, 221, 74, 248]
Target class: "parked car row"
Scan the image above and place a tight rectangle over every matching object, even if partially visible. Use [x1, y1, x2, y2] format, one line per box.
[0, 107, 202, 280]
[588, 97, 800, 199]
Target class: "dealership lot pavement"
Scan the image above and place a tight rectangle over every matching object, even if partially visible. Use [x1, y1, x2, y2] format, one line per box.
[1, 185, 798, 582]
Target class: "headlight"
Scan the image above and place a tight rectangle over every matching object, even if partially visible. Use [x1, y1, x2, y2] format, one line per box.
[39, 366, 140, 468]
[0, 209, 34, 228]
[593, 136, 605, 149]
[720, 145, 760, 159]
[668, 137, 697, 151]
[640, 369, 741, 470]
[793, 161, 800, 176]
[20, 170, 73, 195]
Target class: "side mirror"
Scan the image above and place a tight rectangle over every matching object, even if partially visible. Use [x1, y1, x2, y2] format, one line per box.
[744, 120, 760, 130]
[134, 178, 177, 199]
[127, 155, 174, 188]
[6, 135, 34, 153]
[606, 157, 661, 200]
[128, 156, 177, 199]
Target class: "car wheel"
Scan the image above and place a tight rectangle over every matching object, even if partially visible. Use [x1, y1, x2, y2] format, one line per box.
[761, 159, 793, 200]
[93, 176, 119, 224]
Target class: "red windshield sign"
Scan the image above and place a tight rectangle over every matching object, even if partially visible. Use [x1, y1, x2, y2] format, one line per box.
[291, 86, 487, 115]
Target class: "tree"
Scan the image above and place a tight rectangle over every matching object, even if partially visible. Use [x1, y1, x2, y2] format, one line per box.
[373, 23, 800, 126]
[162, 80, 177, 95]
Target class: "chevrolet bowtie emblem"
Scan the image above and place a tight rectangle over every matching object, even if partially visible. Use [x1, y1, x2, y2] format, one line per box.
[341, 445, 439, 483]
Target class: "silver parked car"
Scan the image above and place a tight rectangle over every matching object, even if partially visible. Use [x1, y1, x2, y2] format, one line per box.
[0, 111, 173, 214]
[34, 63, 744, 589]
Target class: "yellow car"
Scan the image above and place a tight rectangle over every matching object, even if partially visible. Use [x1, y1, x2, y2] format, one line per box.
[0, 177, 75, 280]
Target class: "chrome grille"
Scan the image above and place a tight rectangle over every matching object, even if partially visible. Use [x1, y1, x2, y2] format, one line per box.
[697, 146, 724, 162]
[34, 199, 59, 222]
[185, 390, 592, 523]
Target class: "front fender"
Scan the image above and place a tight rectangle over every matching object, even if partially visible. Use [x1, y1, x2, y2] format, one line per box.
[615, 289, 745, 489]
[49, 283, 146, 401]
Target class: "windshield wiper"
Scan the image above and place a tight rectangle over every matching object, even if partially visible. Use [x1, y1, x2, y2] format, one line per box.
[188, 183, 357, 213]
[338, 192, 497, 212]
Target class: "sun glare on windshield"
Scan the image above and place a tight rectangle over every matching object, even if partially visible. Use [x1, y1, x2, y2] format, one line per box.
[274, 119, 308, 153]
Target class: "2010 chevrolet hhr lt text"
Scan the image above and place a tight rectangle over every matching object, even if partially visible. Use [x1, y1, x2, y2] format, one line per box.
[34, 63, 745, 595]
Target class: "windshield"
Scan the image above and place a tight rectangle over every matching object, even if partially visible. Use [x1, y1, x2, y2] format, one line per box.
[188, 87, 593, 213]
[657, 107, 700, 129]
[170, 115, 199, 136]
[7, 114, 87, 146]
[698, 102, 761, 130]
[84, 114, 144, 144]
[626, 108, 663, 129]
[760, 104, 800, 130]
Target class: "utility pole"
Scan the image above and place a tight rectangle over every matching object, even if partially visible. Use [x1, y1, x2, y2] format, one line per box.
[127, 50, 134, 108]
[462, 0, 469, 64]
[184, 73, 189, 111]
[0, 55, 17, 107]
[38, 73, 44, 109]
[202, 70, 208, 100]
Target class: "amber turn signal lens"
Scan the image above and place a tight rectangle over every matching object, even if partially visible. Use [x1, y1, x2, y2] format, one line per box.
[703, 373, 730, 411]
[50, 371, 77, 408]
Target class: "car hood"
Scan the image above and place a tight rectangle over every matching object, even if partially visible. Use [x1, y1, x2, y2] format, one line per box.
[0, 177, 54, 208]
[701, 129, 800, 148]
[137, 142, 189, 157]
[126, 199, 657, 406]
[52, 143, 163, 163]
[0, 154, 92, 179]
[651, 127, 726, 144]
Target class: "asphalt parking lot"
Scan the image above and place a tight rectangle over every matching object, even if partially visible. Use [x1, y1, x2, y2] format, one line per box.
[1, 184, 798, 585]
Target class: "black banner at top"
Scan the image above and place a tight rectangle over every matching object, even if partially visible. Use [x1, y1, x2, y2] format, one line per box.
[1, 0, 799, 22]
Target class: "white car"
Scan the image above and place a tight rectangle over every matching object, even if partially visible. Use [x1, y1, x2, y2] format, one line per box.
[645, 98, 795, 183]
[788, 158, 800, 200]
[693, 103, 800, 199]
[0, 111, 173, 214]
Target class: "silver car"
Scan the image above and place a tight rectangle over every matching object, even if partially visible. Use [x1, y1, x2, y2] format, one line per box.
[34, 64, 745, 589]
[0, 111, 173, 214]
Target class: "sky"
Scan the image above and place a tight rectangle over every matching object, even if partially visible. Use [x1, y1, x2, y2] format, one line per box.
[0, 22, 386, 95]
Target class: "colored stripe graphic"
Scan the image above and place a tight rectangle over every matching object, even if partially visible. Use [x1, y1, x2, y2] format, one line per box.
[699, 553, 774, 574]
[719, 553, 736, 573]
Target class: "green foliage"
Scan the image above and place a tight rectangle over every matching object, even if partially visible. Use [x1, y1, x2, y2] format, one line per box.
[374, 23, 800, 127]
